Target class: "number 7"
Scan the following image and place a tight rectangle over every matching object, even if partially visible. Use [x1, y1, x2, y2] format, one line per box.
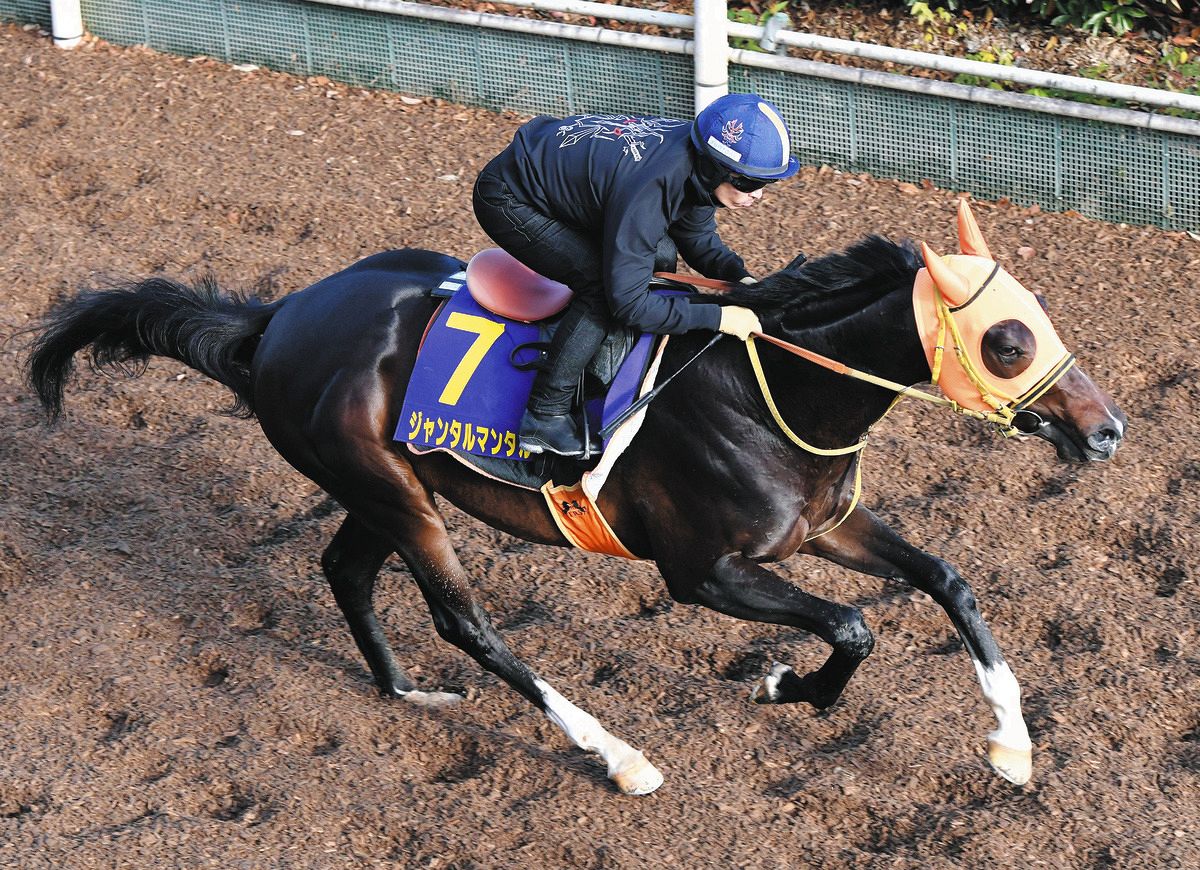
[437, 312, 506, 406]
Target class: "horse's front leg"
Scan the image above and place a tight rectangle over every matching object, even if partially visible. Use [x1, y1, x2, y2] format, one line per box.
[657, 553, 876, 711]
[805, 506, 1033, 785]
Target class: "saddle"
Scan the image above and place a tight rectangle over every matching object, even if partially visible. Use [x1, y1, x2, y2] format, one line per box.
[395, 250, 715, 560]
[463, 248, 637, 386]
[395, 249, 684, 489]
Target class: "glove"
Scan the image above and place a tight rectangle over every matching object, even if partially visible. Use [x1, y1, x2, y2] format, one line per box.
[739, 276, 758, 285]
[718, 306, 762, 341]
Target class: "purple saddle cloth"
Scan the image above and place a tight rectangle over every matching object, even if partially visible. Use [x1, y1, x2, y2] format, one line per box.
[394, 282, 656, 463]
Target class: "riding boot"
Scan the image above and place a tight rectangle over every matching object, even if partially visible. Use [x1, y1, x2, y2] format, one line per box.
[518, 407, 586, 457]
[519, 302, 608, 457]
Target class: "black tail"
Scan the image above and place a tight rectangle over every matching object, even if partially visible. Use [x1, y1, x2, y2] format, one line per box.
[25, 275, 284, 421]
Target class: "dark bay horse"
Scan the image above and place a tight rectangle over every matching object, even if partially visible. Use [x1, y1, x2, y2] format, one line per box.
[26, 203, 1125, 794]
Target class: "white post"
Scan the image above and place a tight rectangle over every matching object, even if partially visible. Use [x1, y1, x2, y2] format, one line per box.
[692, 0, 728, 113]
[50, 0, 84, 49]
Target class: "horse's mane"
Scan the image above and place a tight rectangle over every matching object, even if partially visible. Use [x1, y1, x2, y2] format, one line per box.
[722, 235, 922, 319]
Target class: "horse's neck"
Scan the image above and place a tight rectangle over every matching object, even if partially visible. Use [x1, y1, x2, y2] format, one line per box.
[763, 283, 930, 444]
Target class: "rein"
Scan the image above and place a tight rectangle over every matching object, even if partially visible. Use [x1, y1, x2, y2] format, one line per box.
[655, 270, 1072, 451]
[744, 337, 867, 456]
[749, 316, 1023, 444]
[652, 272, 735, 292]
[652, 273, 946, 451]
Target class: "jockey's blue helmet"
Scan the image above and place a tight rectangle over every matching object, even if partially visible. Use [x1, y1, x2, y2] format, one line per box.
[690, 93, 800, 181]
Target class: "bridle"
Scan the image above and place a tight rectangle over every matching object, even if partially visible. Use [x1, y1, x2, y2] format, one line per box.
[658, 257, 1077, 454]
[651, 200, 1078, 541]
[741, 281, 1075, 543]
[746, 273, 1075, 455]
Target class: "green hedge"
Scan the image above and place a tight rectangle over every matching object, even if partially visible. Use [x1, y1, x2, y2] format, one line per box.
[907, 0, 1185, 37]
[788, 1, 1187, 37]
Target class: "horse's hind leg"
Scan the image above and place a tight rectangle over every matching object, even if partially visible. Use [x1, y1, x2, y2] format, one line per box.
[330, 479, 662, 794]
[658, 553, 875, 710]
[806, 506, 1032, 785]
[321, 514, 461, 704]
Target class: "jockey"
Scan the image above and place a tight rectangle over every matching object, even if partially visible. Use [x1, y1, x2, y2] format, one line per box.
[472, 92, 800, 457]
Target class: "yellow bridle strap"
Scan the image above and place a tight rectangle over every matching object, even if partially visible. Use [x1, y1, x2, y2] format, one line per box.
[934, 293, 1014, 420]
[804, 450, 863, 542]
[1013, 352, 1077, 410]
[932, 293, 1077, 433]
[930, 295, 947, 384]
[743, 337, 866, 542]
[745, 337, 866, 456]
[749, 334, 1014, 431]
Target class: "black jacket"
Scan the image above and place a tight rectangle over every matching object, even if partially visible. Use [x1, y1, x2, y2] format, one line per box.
[488, 114, 748, 334]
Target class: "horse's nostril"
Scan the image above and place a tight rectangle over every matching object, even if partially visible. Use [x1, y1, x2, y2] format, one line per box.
[1087, 427, 1121, 453]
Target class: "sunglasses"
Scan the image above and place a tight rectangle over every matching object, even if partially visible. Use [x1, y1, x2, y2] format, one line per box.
[728, 175, 776, 193]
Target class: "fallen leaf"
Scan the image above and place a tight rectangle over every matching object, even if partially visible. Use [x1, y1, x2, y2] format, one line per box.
[1017, 246, 1036, 259]
[400, 95, 422, 105]
[897, 182, 921, 195]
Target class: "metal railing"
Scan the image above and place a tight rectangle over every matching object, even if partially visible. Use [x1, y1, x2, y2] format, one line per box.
[4, 0, 1198, 229]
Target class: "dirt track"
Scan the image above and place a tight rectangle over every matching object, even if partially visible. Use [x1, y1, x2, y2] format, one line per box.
[1, 24, 1197, 869]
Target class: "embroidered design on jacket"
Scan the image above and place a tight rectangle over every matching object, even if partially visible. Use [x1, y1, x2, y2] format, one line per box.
[555, 115, 687, 162]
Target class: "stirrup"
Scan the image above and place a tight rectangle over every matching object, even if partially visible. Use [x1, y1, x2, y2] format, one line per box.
[579, 410, 603, 461]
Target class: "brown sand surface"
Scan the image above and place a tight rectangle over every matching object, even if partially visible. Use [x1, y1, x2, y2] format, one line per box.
[1, 25, 1197, 869]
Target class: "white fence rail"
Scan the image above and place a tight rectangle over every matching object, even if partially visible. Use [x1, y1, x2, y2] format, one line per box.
[313, 0, 1200, 134]
[13, 0, 1196, 228]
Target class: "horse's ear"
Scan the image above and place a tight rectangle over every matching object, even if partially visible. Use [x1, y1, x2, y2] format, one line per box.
[957, 200, 993, 260]
[921, 241, 971, 305]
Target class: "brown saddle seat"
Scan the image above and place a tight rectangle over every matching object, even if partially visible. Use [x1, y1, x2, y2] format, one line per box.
[465, 248, 573, 323]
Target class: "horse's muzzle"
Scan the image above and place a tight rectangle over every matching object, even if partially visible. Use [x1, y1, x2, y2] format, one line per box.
[1036, 413, 1126, 462]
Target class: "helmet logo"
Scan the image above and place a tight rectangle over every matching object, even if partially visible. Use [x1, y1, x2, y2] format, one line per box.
[720, 119, 744, 145]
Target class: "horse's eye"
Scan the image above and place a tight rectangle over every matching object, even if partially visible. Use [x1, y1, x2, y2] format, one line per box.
[982, 320, 1036, 379]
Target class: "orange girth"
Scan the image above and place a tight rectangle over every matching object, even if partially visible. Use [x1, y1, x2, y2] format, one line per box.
[541, 481, 639, 560]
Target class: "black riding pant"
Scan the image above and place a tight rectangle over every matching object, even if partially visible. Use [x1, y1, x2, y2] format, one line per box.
[473, 165, 677, 415]
[472, 167, 610, 414]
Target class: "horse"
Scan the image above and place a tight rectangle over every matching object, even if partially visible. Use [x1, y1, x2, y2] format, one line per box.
[25, 202, 1125, 795]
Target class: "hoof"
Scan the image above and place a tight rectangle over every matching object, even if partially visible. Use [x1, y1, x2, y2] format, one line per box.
[610, 751, 664, 796]
[987, 739, 1032, 785]
[401, 689, 464, 708]
[751, 662, 793, 704]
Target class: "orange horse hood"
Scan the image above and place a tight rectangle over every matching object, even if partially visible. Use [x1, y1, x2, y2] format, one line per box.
[912, 202, 1073, 415]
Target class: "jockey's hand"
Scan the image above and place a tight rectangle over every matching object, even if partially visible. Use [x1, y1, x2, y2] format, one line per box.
[718, 305, 762, 341]
[739, 276, 758, 285]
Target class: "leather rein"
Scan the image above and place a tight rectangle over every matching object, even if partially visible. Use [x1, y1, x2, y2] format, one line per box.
[652, 271, 1058, 456]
